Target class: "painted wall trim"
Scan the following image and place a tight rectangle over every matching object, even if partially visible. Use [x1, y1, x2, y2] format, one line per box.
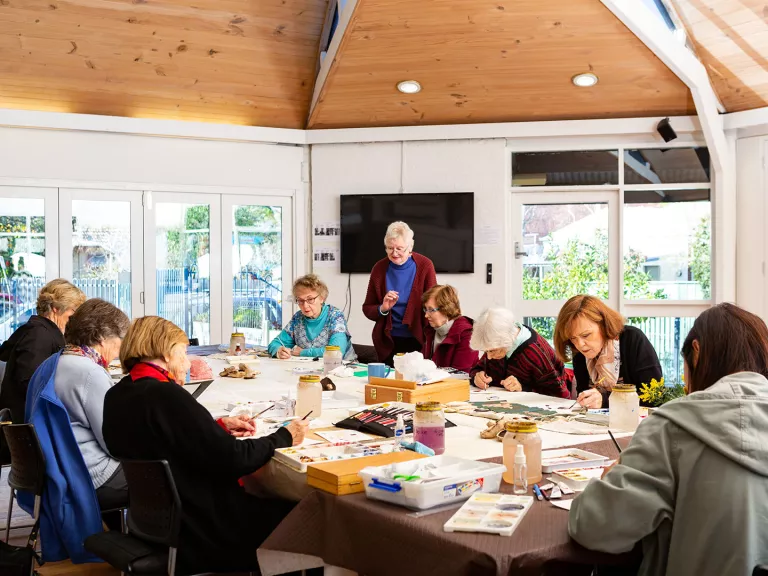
[0, 109, 307, 145]
[724, 107, 768, 131]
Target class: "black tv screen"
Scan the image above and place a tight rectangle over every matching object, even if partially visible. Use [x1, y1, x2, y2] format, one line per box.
[340, 193, 474, 274]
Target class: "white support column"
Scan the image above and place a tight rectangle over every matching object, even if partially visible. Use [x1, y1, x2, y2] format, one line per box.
[600, 0, 735, 303]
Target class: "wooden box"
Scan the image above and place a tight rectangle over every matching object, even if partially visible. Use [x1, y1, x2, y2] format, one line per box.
[365, 377, 470, 405]
[306, 450, 426, 495]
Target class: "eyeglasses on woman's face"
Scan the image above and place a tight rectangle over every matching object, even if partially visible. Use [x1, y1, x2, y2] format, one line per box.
[423, 307, 440, 314]
[385, 244, 408, 255]
[296, 295, 319, 306]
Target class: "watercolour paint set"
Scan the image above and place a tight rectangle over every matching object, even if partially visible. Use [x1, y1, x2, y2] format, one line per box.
[273, 438, 401, 473]
[443, 493, 534, 536]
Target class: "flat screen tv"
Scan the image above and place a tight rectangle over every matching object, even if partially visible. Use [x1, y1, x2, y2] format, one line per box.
[340, 193, 474, 274]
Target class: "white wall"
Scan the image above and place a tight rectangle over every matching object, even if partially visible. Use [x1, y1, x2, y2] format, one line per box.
[0, 127, 304, 190]
[735, 134, 768, 320]
[311, 139, 508, 345]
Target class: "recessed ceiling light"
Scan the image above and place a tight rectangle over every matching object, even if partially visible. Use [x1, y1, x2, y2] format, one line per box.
[572, 72, 598, 87]
[397, 80, 422, 94]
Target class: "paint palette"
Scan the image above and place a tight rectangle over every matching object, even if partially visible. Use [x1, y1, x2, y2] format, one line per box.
[273, 439, 398, 473]
[540, 448, 609, 473]
[550, 467, 606, 491]
[443, 493, 534, 536]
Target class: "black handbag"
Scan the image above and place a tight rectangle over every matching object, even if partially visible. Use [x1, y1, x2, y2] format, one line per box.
[0, 519, 43, 576]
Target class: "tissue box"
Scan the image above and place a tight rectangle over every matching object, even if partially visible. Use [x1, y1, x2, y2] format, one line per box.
[365, 377, 470, 405]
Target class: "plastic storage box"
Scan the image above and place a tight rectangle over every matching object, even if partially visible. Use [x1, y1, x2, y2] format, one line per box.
[359, 455, 506, 510]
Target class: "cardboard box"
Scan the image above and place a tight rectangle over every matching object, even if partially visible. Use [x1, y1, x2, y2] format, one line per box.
[365, 377, 470, 405]
[306, 450, 426, 495]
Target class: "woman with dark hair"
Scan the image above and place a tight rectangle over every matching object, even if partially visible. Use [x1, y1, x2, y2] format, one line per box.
[569, 303, 768, 576]
[553, 294, 662, 408]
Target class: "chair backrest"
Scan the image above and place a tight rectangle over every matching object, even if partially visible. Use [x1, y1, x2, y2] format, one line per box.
[753, 566, 768, 576]
[3, 423, 46, 495]
[352, 343, 378, 365]
[122, 460, 181, 548]
[0, 407, 10, 477]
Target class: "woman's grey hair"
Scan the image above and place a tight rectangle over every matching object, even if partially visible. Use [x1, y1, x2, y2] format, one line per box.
[384, 221, 415, 251]
[470, 308, 520, 351]
[65, 298, 130, 348]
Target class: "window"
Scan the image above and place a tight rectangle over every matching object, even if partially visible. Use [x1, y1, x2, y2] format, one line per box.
[512, 146, 710, 389]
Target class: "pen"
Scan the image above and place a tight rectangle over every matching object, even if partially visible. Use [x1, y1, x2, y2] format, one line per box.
[533, 484, 544, 501]
[608, 429, 623, 454]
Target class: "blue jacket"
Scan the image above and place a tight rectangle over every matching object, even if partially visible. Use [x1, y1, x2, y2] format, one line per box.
[20, 351, 103, 563]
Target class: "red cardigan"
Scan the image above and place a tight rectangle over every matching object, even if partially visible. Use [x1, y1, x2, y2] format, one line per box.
[362, 252, 437, 361]
[422, 316, 477, 373]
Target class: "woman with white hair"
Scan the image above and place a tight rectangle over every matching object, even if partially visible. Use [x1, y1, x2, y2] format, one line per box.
[362, 221, 437, 365]
[469, 307, 571, 398]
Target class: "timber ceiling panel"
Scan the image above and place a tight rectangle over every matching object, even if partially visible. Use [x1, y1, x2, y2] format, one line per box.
[308, 0, 696, 129]
[0, 0, 329, 127]
[670, 0, 768, 112]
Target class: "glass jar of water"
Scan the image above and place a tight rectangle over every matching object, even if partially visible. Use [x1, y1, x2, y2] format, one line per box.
[323, 345, 343, 375]
[609, 384, 640, 431]
[413, 401, 445, 455]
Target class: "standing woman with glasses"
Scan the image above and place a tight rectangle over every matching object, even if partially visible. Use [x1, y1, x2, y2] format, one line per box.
[363, 221, 437, 366]
[268, 274, 356, 360]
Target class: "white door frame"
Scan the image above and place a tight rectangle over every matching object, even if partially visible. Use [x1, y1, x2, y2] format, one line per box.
[143, 191, 222, 344]
[221, 195, 293, 338]
[509, 190, 620, 318]
[0, 186, 59, 281]
[58, 188, 144, 319]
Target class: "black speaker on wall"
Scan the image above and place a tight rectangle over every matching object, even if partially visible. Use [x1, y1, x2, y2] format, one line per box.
[656, 117, 678, 143]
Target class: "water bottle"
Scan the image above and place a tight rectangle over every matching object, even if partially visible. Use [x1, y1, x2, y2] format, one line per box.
[513, 444, 528, 495]
[394, 414, 406, 452]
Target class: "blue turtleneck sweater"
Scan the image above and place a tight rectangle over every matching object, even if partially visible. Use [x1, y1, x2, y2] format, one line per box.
[385, 257, 417, 338]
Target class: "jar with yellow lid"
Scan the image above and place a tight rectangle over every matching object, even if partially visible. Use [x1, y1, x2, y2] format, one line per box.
[229, 332, 246, 355]
[609, 383, 639, 432]
[323, 345, 343, 375]
[296, 374, 322, 419]
[502, 421, 542, 485]
[413, 401, 445, 455]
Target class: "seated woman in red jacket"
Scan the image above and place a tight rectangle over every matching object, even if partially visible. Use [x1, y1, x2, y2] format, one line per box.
[469, 307, 571, 398]
[421, 285, 476, 373]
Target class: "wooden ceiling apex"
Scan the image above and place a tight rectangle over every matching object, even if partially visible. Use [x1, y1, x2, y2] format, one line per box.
[308, 0, 696, 129]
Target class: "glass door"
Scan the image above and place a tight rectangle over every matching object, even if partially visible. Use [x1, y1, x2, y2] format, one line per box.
[143, 192, 221, 345]
[221, 195, 292, 345]
[510, 191, 619, 343]
[0, 186, 58, 342]
[58, 189, 143, 319]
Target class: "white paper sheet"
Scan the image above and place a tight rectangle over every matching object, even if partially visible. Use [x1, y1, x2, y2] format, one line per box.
[551, 499, 573, 511]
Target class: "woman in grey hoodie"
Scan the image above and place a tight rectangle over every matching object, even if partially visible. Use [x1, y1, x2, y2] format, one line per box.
[569, 303, 768, 576]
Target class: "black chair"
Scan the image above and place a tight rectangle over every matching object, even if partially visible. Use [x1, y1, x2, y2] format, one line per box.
[85, 460, 182, 576]
[753, 566, 768, 576]
[3, 422, 46, 544]
[352, 343, 378, 365]
[188, 338, 199, 347]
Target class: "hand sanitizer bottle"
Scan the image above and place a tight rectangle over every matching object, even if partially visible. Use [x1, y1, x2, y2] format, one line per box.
[513, 444, 528, 495]
[394, 414, 406, 452]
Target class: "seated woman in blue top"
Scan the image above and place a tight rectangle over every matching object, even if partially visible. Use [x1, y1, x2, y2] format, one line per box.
[268, 274, 356, 361]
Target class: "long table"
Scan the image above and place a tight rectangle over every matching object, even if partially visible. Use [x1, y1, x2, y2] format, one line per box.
[194, 356, 636, 575]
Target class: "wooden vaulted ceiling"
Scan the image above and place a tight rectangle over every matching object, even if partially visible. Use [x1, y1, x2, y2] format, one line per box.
[307, 0, 697, 129]
[0, 0, 329, 127]
[670, 0, 768, 112]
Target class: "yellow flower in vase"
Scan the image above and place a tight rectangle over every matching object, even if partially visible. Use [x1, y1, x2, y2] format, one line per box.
[638, 378, 666, 407]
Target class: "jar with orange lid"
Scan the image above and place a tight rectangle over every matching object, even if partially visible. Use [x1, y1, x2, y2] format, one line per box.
[296, 374, 322, 419]
[413, 401, 445, 455]
[323, 345, 343, 375]
[502, 421, 542, 485]
[609, 384, 640, 432]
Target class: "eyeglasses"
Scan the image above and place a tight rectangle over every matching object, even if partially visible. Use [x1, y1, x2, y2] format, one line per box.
[386, 246, 408, 255]
[423, 307, 440, 314]
[296, 295, 319, 306]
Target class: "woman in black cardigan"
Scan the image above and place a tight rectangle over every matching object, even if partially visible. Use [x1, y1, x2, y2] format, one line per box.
[103, 316, 308, 574]
[554, 295, 662, 409]
[0, 279, 85, 424]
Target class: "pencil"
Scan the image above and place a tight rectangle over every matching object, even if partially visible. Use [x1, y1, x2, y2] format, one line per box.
[607, 430, 623, 454]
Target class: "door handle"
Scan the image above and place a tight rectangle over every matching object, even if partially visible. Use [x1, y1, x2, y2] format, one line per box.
[514, 242, 528, 259]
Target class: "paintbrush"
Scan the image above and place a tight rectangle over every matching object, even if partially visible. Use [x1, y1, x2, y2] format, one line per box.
[608, 429, 623, 454]
[569, 376, 607, 409]
[253, 404, 275, 419]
